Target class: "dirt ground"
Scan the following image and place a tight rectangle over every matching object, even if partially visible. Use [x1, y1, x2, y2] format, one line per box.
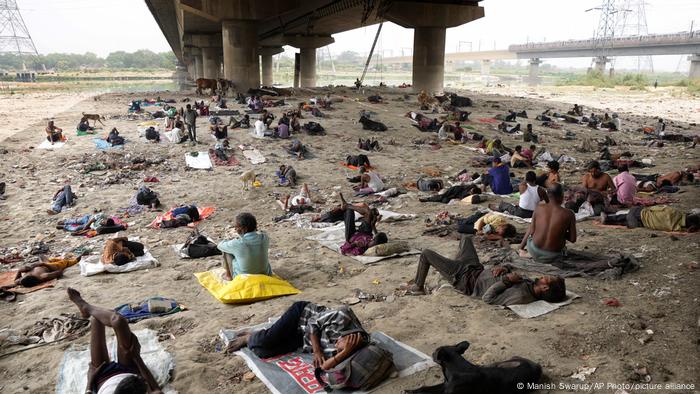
[0, 83, 698, 394]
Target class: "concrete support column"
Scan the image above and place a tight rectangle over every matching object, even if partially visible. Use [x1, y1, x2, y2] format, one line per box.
[300, 47, 317, 88]
[285, 35, 334, 88]
[412, 27, 446, 94]
[480, 59, 491, 76]
[294, 53, 301, 88]
[193, 54, 204, 80]
[688, 54, 700, 79]
[593, 56, 609, 74]
[222, 19, 260, 92]
[261, 55, 274, 86]
[528, 58, 542, 85]
[186, 62, 195, 81]
[201, 47, 221, 79]
[259, 47, 284, 87]
[175, 61, 189, 91]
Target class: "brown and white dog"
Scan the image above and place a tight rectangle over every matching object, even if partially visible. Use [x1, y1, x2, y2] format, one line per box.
[81, 112, 105, 127]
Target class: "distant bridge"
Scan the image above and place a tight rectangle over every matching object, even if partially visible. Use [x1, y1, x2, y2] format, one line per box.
[382, 31, 700, 81]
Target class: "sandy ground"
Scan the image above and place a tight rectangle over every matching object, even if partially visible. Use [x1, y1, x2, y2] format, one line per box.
[470, 85, 700, 125]
[0, 84, 698, 394]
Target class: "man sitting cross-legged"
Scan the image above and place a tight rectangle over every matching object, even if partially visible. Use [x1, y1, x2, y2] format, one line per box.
[66, 288, 163, 394]
[217, 213, 271, 281]
[405, 235, 566, 305]
[489, 171, 548, 219]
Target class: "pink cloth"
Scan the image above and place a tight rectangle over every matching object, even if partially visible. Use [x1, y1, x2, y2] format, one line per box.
[340, 232, 373, 256]
[613, 171, 637, 205]
[522, 148, 533, 161]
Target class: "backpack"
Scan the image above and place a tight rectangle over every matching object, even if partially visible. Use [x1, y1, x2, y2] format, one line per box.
[303, 121, 325, 135]
[315, 343, 396, 391]
[184, 234, 221, 258]
[136, 188, 158, 205]
[145, 127, 160, 141]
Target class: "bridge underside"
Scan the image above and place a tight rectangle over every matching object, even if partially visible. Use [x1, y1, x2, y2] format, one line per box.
[145, 0, 485, 93]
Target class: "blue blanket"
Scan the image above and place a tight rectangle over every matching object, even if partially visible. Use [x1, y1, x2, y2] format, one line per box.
[93, 138, 125, 150]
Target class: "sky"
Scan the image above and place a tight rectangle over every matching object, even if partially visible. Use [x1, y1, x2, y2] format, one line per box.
[16, 0, 700, 72]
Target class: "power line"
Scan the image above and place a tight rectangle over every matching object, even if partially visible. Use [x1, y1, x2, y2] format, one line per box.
[0, 0, 39, 70]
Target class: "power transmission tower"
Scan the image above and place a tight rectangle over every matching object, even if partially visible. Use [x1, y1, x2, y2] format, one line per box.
[0, 0, 39, 70]
[586, 0, 621, 75]
[617, 0, 653, 72]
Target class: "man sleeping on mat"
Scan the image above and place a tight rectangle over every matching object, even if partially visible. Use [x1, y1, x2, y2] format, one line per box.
[404, 235, 566, 305]
[226, 301, 368, 372]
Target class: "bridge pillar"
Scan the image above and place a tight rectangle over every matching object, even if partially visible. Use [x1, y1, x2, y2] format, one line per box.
[593, 56, 609, 75]
[412, 27, 446, 93]
[260, 47, 284, 87]
[480, 59, 491, 77]
[689, 54, 700, 79]
[175, 61, 188, 91]
[527, 58, 542, 85]
[285, 35, 335, 88]
[222, 19, 260, 92]
[383, 1, 484, 93]
[201, 47, 221, 79]
[193, 53, 204, 80]
[185, 61, 195, 82]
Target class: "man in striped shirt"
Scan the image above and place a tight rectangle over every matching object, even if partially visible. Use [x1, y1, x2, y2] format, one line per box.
[226, 301, 367, 370]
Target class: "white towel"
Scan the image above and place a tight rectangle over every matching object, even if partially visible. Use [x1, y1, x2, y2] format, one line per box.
[185, 152, 213, 169]
[242, 148, 266, 164]
[79, 251, 159, 276]
[38, 140, 65, 149]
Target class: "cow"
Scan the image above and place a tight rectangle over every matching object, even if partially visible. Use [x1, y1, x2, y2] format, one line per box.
[195, 78, 218, 96]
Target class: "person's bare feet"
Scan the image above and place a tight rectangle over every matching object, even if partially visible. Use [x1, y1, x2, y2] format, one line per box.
[225, 333, 250, 353]
[47, 209, 58, 215]
[67, 288, 90, 318]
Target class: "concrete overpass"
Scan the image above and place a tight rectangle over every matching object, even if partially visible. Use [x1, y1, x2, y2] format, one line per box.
[382, 31, 700, 83]
[145, 0, 485, 93]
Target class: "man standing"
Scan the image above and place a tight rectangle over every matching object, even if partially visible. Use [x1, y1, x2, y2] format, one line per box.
[519, 183, 577, 264]
[217, 213, 271, 281]
[184, 104, 198, 145]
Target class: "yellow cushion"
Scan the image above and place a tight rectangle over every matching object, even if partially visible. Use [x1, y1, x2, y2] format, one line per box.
[194, 271, 300, 304]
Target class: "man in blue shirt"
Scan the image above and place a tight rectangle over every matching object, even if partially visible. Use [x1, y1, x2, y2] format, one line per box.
[217, 213, 271, 280]
[488, 157, 513, 195]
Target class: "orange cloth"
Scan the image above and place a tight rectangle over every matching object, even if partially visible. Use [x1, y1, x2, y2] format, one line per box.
[101, 238, 134, 265]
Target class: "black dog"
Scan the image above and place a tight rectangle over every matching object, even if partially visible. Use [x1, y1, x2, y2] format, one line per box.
[359, 115, 387, 132]
[405, 341, 542, 394]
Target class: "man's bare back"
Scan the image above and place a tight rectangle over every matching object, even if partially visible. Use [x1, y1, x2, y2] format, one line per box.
[531, 203, 576, 252]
